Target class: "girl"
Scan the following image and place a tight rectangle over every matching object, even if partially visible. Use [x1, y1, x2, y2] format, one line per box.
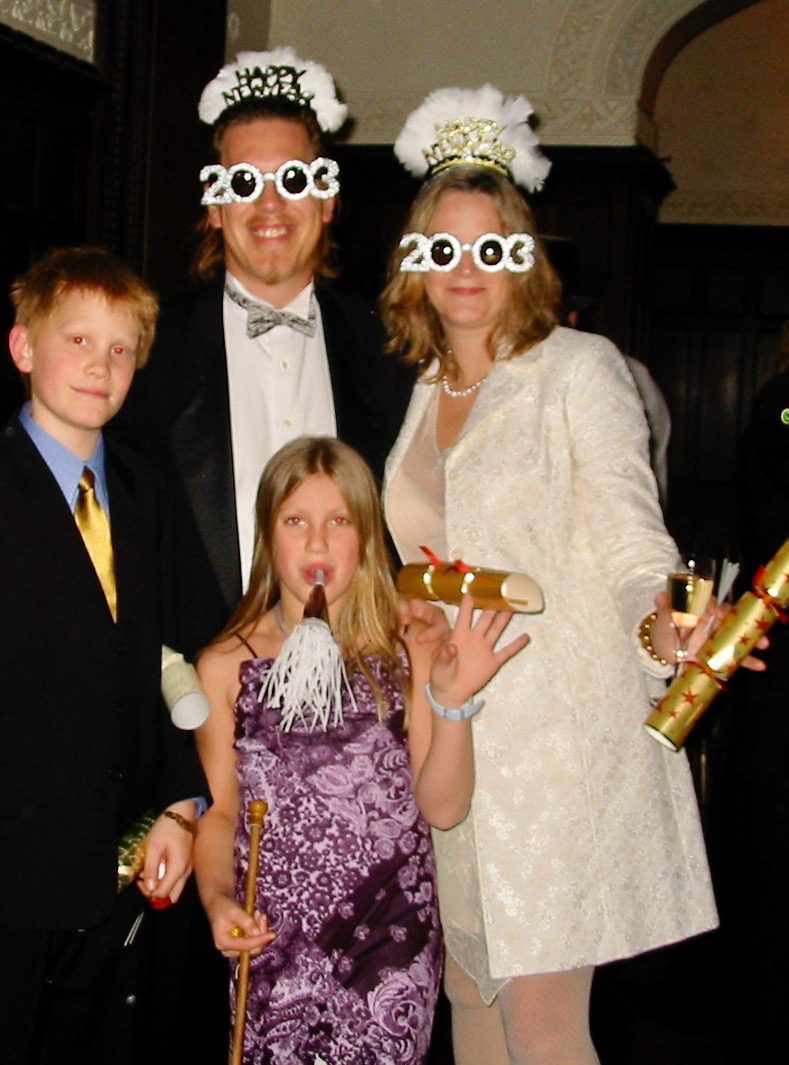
[194, 435, 528, 1065]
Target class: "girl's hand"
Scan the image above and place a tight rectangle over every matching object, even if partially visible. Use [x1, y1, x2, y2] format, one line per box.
[429, 593, 530, 707]
[205, 894, 276, 958]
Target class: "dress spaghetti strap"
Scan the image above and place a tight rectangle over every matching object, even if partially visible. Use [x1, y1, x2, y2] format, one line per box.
[236, 633, 260, 658]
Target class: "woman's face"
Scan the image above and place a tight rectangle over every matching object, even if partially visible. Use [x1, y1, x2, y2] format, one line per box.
[422, 189, 513, 341]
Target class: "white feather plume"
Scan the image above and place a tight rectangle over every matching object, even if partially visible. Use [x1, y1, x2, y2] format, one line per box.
[394, 84, 550, 192]
[198, 47, 348, 132]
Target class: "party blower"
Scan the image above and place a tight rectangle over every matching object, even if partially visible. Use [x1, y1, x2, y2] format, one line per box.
[258, 569, 357, 730]
[645, 538, 789, 751]
[396, 546, 544, 613]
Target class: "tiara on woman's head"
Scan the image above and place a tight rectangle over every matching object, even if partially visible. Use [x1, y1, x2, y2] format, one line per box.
[198, 47, 348, 132]
[394, 84, 550, 192]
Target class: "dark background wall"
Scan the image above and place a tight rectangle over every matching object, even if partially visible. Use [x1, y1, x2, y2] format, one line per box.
[3, 7, 787, 551]
[1, 9, 787, 592]
[0, 1, 227, 423]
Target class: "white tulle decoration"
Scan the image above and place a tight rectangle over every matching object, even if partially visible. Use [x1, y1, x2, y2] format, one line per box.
[394, 84, 551, 192]
[199, 47, 348, 132]
[257, 581, 357, 732]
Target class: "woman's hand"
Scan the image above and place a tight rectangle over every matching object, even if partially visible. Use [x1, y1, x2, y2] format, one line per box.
[399, 596, 451, 642]
[429, 593, 530, 707]
[652, 591, 768, 671]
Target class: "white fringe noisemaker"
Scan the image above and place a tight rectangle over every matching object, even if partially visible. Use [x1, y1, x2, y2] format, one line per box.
[198, 47, 348, 132]
[258, 574, 357, 732]
[394, 84, 551, 192]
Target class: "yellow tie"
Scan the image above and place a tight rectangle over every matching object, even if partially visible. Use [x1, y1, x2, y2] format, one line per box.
[74, 468, 117, 620]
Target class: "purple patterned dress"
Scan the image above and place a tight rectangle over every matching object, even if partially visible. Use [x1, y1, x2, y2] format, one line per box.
[232, 652, 442, 1065]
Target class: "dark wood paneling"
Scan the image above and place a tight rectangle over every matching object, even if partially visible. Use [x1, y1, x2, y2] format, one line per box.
[0, 25, 101, 421]
[92, 0, 227, 294]
[650, 224, 789, 557]
[1, 4, 228, 421]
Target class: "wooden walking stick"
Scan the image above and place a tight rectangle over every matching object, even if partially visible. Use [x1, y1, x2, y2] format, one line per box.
[229, 798, 268, 1065]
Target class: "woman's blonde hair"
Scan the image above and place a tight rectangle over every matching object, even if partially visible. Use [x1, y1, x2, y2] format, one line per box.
[381, 166, 561, 379]
[219, 436, 405, 714]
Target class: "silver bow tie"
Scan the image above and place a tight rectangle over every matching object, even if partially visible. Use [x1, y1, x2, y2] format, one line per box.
[225, 283, 317, 338]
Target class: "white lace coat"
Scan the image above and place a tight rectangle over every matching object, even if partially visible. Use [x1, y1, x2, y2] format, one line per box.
[384, 327, 718, 1002]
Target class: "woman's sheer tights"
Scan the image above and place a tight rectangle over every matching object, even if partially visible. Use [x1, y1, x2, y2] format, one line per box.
[444, 952, 600, 1065]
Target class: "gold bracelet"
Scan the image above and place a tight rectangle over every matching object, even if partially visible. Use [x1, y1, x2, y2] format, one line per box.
[163, 809, 197, 837]
[638, 611, 669, 667]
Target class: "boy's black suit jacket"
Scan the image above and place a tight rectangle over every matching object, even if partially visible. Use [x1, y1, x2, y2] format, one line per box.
[117, 281, 414, 657]
[0, 417, 206, 930]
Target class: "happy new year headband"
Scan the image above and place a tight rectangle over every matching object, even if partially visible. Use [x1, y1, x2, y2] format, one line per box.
[394, 84, 551, 192]
[198, 46, 348, 132]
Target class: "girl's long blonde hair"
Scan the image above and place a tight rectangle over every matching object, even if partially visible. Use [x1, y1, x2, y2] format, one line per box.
[381, 166, 561, 380]
[218, 436, 405, 714]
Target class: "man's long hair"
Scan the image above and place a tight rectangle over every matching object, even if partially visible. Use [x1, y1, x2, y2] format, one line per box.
[193, 99, 338, 284]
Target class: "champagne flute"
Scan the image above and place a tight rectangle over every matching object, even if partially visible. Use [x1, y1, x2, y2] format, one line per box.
[667, 553, 716, 672]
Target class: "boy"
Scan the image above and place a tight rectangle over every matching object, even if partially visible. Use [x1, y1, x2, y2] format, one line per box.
[0, 247, 206, 1065]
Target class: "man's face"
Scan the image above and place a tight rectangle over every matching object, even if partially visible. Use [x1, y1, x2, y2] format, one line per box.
[207, 117, 335, 307]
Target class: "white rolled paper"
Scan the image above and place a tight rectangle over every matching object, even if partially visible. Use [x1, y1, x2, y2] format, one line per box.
[161, 645, 210, 729]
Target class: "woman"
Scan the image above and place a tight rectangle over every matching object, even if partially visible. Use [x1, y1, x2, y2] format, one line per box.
[381, 86, 719, 1065]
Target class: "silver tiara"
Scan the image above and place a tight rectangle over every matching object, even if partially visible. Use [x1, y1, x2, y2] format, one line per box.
[394, 84, 550, 192]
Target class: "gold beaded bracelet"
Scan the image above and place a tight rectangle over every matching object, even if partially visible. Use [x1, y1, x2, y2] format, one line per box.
[163, 809, 197, 837]
[638, 611, 670, 667]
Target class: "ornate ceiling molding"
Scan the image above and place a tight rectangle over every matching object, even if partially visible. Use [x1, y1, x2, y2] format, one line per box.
[542, 0, 702, 147]
[0, 0, 95, 63]
[604, 0, 701, 97]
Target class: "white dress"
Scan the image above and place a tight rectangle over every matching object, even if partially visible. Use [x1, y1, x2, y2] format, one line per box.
[384, 327, 718, 1003]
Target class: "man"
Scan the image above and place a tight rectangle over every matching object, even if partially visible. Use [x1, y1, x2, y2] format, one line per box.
[123, 47, 412, 659]
[116, 50, 414, 1062]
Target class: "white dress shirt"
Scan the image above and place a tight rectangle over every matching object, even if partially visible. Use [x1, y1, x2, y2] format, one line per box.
[224, 274, 337, 589]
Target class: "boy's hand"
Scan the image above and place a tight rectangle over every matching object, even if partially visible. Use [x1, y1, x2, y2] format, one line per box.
[138, 800, 196, 905]
[429, 594, 530, 707]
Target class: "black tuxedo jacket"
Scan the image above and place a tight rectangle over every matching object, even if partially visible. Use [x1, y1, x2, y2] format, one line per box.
[0, 418, 205, 930]
[117, 281, 413, 656]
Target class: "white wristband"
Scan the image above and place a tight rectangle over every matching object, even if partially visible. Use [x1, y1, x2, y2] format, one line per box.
[425, 682, 484, 721]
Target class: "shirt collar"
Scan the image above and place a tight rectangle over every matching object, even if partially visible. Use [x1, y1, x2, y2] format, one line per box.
[19, 403, 109, 513]
[225, 272, 314, 317]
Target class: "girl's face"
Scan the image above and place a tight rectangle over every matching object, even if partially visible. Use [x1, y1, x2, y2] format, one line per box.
[422, 189, 513, 341]
[272, 472, 361, 625]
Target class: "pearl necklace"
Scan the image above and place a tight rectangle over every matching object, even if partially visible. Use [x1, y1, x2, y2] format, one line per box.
[441, 373, 487, 398]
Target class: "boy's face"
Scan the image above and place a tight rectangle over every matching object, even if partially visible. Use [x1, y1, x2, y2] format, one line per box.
[207, 116, 335, 308]
[9, 289, 139, 458]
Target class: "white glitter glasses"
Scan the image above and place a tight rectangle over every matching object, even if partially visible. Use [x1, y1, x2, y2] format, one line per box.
[399, 231, 536, 273]
[200, 158, 340, 204]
